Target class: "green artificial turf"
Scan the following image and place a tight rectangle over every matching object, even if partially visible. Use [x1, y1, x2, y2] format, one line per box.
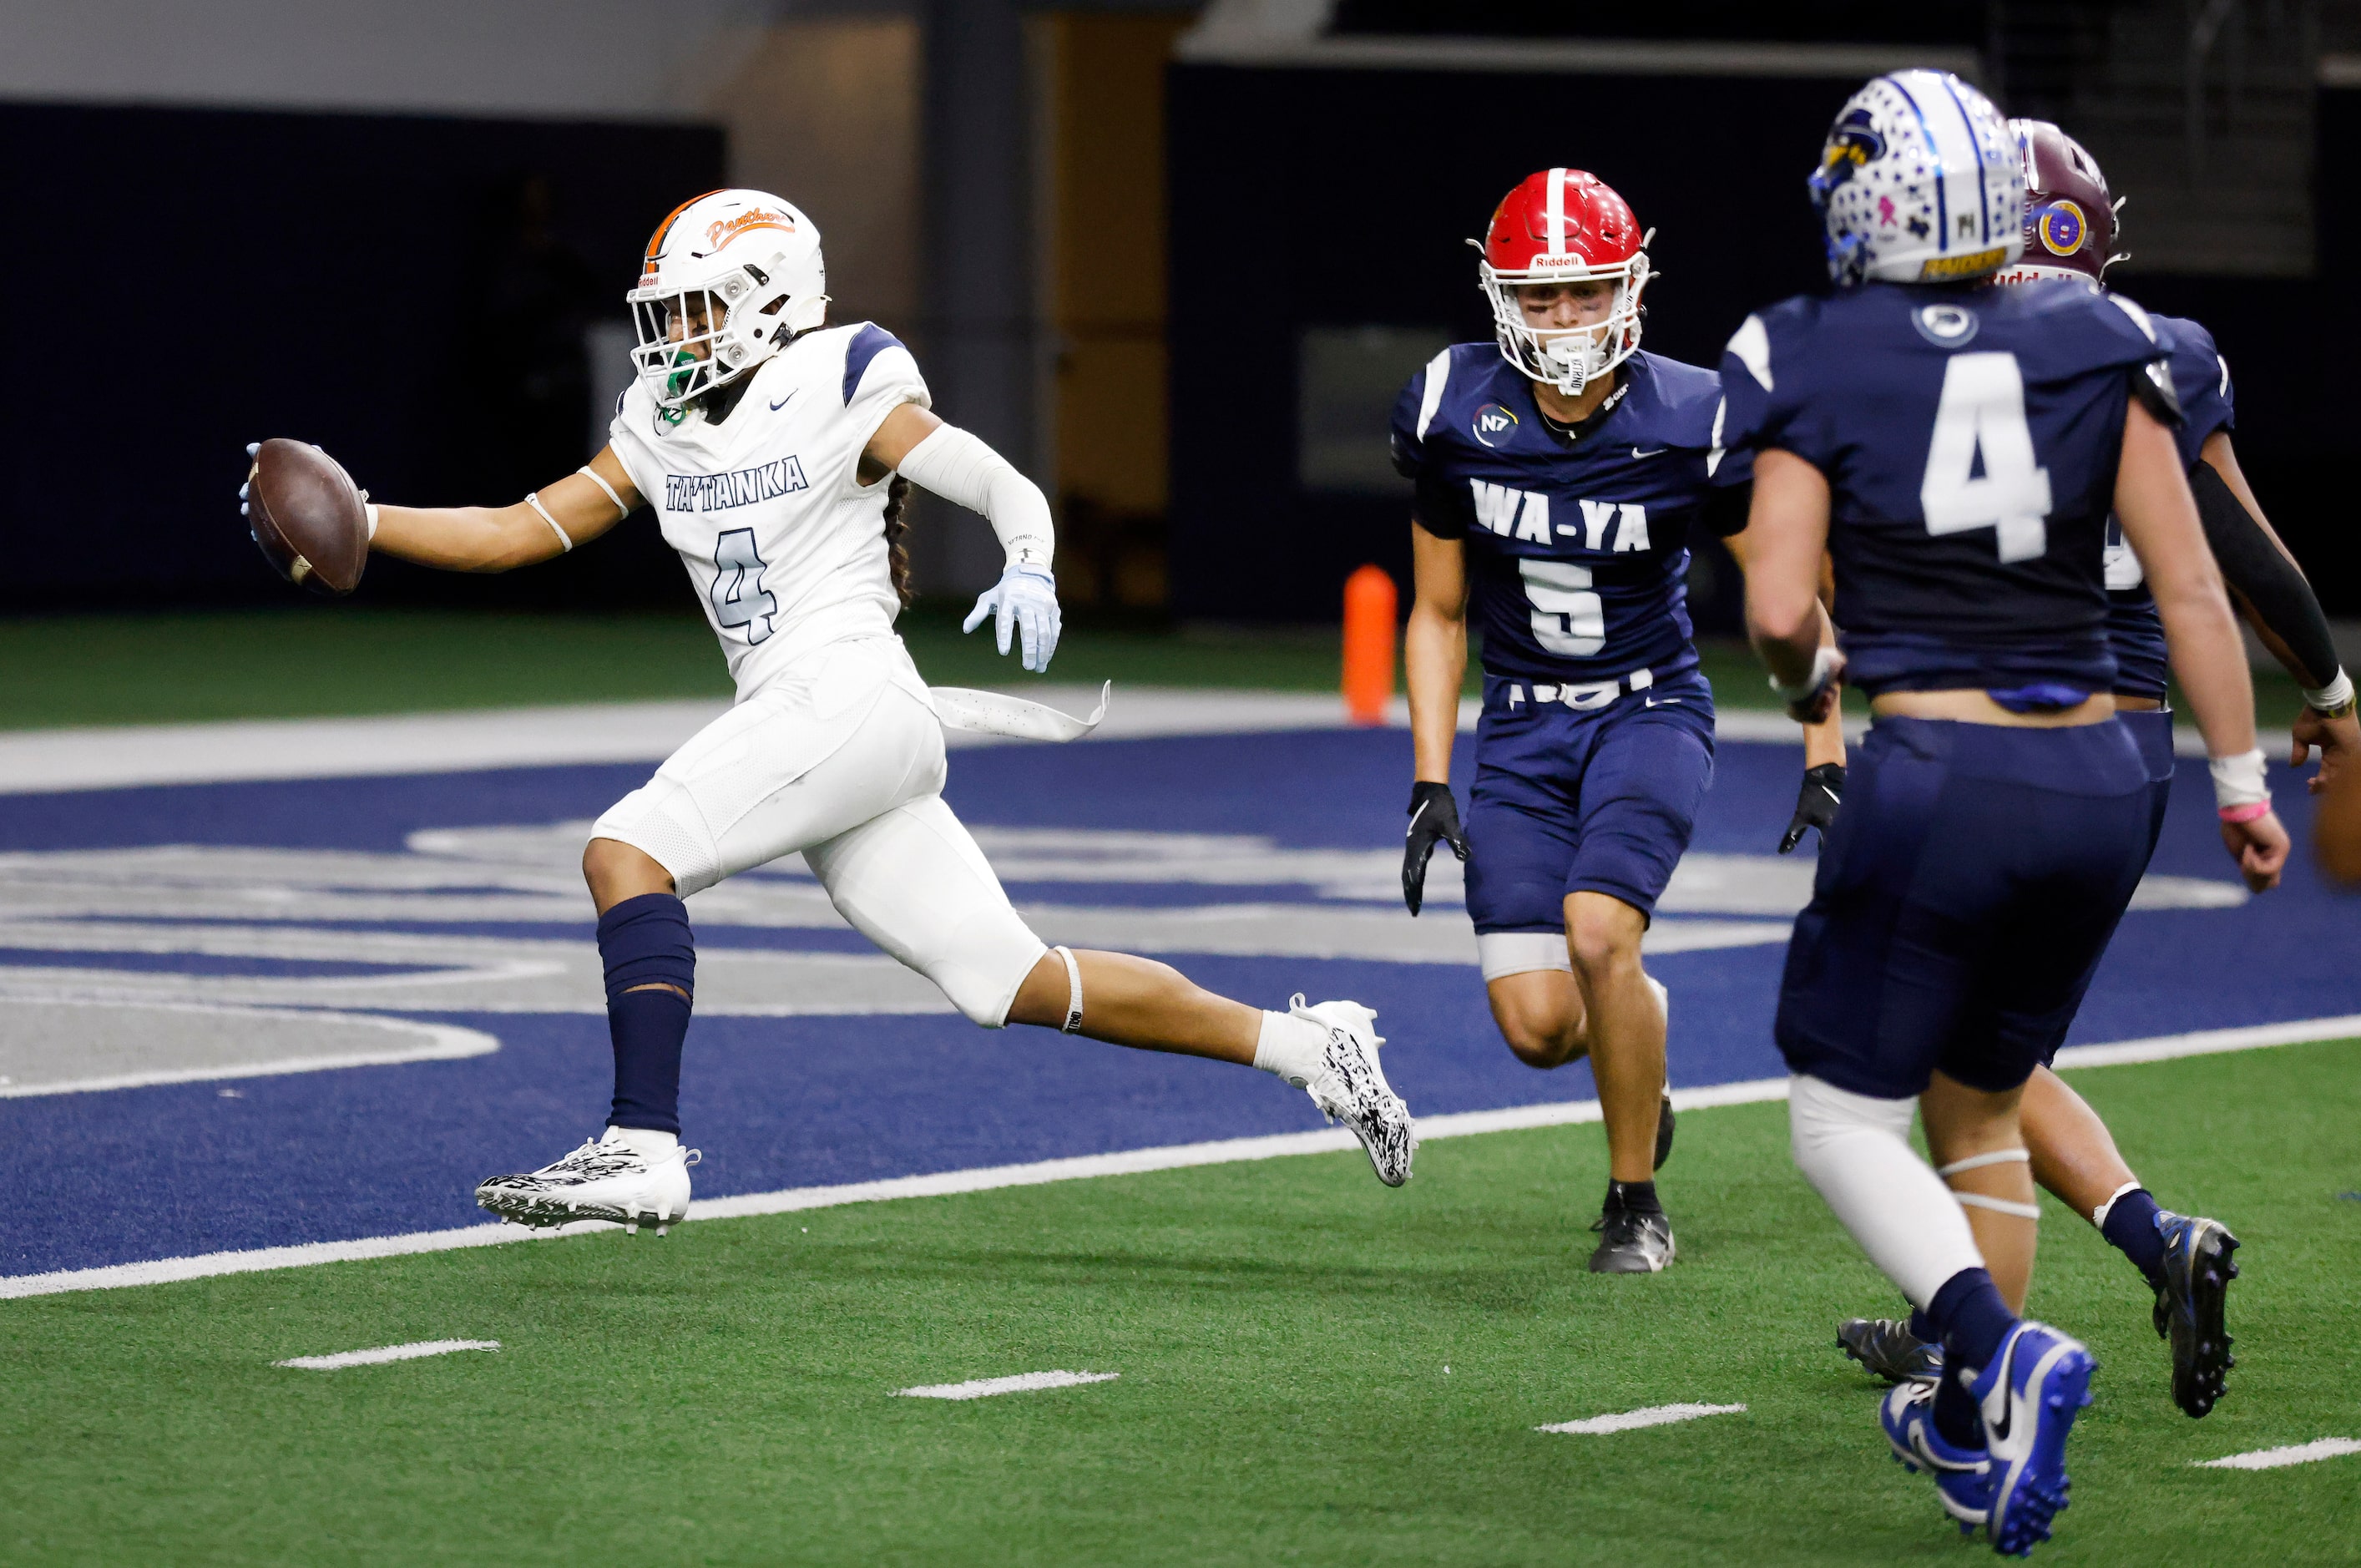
[3, 1039, 2355, 1565]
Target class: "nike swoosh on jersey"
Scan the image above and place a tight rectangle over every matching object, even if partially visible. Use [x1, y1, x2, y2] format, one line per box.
[769, 391, 799, 412]
[1630, 446, 1667, 458]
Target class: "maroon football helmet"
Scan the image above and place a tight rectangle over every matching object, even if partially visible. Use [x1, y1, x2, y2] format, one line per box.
[1998, 119, 2121, 285]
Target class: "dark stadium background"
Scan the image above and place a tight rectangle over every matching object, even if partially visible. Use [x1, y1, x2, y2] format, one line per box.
[1, 2, 2351, 636]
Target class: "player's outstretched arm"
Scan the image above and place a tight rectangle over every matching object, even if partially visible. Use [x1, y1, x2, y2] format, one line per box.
[867, 402, 1062, 673]
[1401, 521, 1472, 914]
[1741, 449, 1843, 724]
[2115, 399, 2288, 891]
[371, 448, 641, 574]
[2189, 432, 2358, 792]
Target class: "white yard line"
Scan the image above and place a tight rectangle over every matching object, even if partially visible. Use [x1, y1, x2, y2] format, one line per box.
[894, 1370, 1120, 1401]
[0, 690, 1909, 796]
[273, 1338, 499, 1370]
[1536, 1402, 1746, 1435]
[2, 1019, 2352, 1303]
[2194, 1437, 2361, 1471]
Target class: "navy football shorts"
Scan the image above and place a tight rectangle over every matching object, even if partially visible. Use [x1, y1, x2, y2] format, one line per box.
[1463, 669, 1716, 933]
[2117, 706, 2177, 856]
[1775, 716, 2152, 1100]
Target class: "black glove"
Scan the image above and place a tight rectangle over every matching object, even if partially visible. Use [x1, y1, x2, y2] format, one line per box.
[1779, 763, 1846, 854]
[1403, 781, 1471, 916]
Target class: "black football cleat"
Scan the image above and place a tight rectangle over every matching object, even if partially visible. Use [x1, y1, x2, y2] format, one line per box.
[2151, 1211, 2239, 1418]
[1589, 1204, 1676, 1273]
[1838, 1317, 1944, 1384]
[1655, 1093, 1676, 1172]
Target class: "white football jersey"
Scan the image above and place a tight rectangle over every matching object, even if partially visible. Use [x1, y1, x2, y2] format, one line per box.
[607, 322, 928, 695]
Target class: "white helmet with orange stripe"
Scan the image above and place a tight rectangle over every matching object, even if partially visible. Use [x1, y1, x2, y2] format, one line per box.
[627, 189, 829, 409]
[1474, 168, 1653, 396]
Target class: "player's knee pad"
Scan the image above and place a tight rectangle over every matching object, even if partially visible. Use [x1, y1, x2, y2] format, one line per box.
[592, 783, 720, 898]
[1787, 1071, 1918, 1163]
[929, 916, 1049, 1028]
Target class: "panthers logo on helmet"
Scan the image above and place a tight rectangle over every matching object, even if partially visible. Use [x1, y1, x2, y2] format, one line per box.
[1818, 108, 1885, 185]
[2035, 200, 2087, 258]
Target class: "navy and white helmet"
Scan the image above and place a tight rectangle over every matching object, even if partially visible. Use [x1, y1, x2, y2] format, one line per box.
[1809, 70, 2024, 288]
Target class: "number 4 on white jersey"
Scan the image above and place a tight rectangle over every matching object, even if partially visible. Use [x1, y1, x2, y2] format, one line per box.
[1920, 352, 2053, 564]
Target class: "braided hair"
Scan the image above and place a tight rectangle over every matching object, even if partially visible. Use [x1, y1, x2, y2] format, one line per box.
[882, 475, 914, 609]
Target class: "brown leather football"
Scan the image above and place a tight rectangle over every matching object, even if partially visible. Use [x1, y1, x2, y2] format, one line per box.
[247, 438, 369, 595]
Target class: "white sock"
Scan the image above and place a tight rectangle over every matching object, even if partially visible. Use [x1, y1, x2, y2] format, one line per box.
[1787, 1075, 1984, 1307]
[1253, 1009, 1328, 1088]
[603, 1125, 679, 1155]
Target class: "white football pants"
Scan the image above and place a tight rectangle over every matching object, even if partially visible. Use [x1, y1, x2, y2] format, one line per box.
[590, 638, 1049, 1026]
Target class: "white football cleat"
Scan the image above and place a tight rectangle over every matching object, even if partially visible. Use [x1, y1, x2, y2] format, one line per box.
[1290, 995, 1417, 1186]
[475, 1133, 700, 1235]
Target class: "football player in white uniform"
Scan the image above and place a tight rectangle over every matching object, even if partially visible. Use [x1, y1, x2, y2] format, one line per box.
[249, 190, 1415, 1227]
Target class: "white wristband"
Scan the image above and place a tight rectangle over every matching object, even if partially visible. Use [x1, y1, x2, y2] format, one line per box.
[1768, 645, 1840, 704]
[2207, 748, 2268, 812]
[2303, 668, 2354, 716]
[364, 503, 379, 542]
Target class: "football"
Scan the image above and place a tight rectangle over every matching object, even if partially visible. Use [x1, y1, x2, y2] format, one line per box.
[246, 438, 369, 595]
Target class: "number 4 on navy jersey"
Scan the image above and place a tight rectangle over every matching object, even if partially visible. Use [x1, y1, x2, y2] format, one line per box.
[1921, 352, 2054, 564]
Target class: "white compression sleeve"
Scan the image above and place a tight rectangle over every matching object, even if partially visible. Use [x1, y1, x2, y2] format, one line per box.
[894, 423, 1054, 571]
[1787, 1075, 1987, 1308]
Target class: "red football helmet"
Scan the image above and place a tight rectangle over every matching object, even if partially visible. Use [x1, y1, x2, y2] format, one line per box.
[1475, 169, 1652, 395]
[1998, 119, 2123, 286]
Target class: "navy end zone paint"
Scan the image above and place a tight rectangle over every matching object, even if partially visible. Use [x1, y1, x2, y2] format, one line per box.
[0, 728, 2347, 1277]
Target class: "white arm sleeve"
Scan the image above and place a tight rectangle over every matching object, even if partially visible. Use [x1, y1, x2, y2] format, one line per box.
[894, 423, 1054, 571]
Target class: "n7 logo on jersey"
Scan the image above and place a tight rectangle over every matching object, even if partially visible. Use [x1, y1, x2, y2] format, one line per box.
[710, 528, 779, 645]
[1920, 352, 2053, 564]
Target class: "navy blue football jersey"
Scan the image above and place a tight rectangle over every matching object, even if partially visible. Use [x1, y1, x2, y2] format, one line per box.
[2102, 310, 2237, 699]
[1717, 278, 2168, 697]
[1389, 346, 1750, 686]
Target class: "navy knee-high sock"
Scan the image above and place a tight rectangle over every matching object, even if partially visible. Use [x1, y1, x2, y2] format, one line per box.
[597, 893, 696, 1135]
[1926, 1267, 2016, 1449]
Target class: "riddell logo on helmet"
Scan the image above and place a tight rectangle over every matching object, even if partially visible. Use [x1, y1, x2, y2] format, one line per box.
[1919, 247, 2007, 280]
[706, 210, 794, 250]
[1526, 254, 1590, 270]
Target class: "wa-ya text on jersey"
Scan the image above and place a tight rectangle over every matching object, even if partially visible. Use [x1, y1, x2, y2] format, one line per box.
[1717, 279, 2168, 697]
[1389, 347, 1749, 687]
[606, 322, 925, 695]
[2101, 311, 2235, 698]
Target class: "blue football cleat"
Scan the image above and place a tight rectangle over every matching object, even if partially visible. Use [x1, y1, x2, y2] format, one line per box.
[1969, 1321, 2096, 1558]
[1879, 1380, 1991, 1530]
[2151, 1211, 2238, 1418]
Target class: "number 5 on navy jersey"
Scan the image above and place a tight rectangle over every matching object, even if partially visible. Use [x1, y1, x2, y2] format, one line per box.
[1920, 352, 2054, 564]
[1520, 559, 1606, 656]
[710, 527, 779, 645]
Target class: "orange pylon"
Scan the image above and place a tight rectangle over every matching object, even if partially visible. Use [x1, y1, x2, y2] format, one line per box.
[1342, 564, 1398, 726]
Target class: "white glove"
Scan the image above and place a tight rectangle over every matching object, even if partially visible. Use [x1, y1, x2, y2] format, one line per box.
[963, 564, 1061, 673]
